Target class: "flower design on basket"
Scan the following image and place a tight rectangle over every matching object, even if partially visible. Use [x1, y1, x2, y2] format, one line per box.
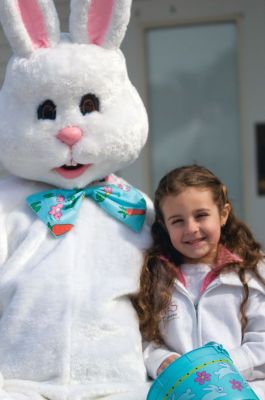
[117, 183, 131, 191]
[49, 203, 64, 221]
[194, 370, 211, 385]
[229, 379, 243, 391]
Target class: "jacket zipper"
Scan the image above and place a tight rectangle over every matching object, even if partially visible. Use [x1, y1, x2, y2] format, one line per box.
[174, 283, 200, 347]
[195, 282, 221, 346]
[175, 280, 220, 347]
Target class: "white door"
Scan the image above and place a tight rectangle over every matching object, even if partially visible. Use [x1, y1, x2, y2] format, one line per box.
[122, 0, 265, 247]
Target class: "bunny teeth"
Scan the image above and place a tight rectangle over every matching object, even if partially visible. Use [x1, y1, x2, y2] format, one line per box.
[63, 163, 82, 170]
[65, 160, 80, 167]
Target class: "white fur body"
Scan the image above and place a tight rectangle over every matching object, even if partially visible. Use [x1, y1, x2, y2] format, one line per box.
[0, 176, 152, 399]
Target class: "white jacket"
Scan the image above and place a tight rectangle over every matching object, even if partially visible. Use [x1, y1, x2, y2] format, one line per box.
[144, 261, 265, 399]
[0, 176, 153, 400]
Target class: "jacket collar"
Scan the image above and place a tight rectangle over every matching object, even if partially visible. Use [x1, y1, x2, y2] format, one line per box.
[162, 246, 265, 293]
[172, 245, 243, 293]
[200, 245, 242, 292]
[175, 247, 265, 294]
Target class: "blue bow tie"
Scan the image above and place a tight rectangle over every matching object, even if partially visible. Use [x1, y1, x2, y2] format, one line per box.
[26, 177, 146, 237]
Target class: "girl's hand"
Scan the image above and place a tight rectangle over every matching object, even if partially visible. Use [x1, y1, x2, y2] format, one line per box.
[157, 354, 179, 376]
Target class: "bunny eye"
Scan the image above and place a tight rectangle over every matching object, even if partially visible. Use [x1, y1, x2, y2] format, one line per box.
[80, 94, 100, 115]
[37, 100, 56, 120]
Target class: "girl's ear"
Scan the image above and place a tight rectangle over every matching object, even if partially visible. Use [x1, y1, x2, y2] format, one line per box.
[69, 0, 132, 49]
[0, 0, 60, 57]
[221, 203, 231, 226]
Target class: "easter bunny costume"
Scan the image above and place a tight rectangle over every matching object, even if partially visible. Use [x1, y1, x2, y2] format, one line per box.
[0, 1, 153, 399]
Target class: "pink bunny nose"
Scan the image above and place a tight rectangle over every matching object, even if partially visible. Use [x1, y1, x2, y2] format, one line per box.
[57, 126, 83, 146]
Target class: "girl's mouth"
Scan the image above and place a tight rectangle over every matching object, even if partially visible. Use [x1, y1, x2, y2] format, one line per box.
[53, 163, 92, 179]
[185, 237, 205, 246]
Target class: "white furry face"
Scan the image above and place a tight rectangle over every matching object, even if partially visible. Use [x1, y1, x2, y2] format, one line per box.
[0, 39, 148, 188]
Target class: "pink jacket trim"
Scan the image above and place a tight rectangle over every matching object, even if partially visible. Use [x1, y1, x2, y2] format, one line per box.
[200, 246, 242, 292]
[160, 246, 242, 292]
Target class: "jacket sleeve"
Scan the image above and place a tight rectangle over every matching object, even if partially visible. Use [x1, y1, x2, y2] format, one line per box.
[229, 288, 265, 381]
[143, 341, 179, 379]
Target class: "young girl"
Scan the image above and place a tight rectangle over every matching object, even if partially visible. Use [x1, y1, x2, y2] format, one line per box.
[133, 165, 265, 399]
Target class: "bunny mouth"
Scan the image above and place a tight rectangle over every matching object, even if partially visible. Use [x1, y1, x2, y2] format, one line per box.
[53, 163, 92, 179]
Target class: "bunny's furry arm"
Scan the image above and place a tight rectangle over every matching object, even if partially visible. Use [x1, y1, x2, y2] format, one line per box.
[0, 177, 49, 266]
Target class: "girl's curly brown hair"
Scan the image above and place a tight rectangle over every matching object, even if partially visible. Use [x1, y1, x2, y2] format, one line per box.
[132, 165, 264, 344]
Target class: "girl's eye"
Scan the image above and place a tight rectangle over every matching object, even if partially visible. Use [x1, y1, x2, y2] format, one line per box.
[80, 93, 100, 115]
[196, 213, 208, 219]
[37, 99, 56, 120]
[172, 219, 183, 225]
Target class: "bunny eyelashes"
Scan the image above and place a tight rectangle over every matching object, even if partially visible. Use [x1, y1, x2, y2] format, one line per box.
[0, 0, 148, 189]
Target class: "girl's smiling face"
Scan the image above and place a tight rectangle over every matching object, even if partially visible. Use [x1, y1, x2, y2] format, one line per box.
[161, 187, 230, 264]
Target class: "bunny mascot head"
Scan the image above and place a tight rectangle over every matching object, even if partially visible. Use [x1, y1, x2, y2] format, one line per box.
[0, 1, 152, 399]
[0, 0, 148, 189]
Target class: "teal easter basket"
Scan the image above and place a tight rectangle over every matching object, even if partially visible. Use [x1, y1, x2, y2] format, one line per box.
[147, 342, 259, 400]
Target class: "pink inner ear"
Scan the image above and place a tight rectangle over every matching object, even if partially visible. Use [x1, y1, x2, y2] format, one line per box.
[87, 0, 115, 45]
[16, 0, 50, 49]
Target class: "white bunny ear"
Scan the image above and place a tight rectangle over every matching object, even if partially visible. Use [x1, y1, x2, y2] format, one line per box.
[69, 0, 132, 49]
[0, 0, 60, 57]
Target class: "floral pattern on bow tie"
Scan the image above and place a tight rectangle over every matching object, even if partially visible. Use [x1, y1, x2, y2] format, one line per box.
[27, 176, 146, 237]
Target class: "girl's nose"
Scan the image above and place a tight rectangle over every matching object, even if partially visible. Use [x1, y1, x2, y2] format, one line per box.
[186, 219, 198, 233]
[57, 126, 83, 146]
